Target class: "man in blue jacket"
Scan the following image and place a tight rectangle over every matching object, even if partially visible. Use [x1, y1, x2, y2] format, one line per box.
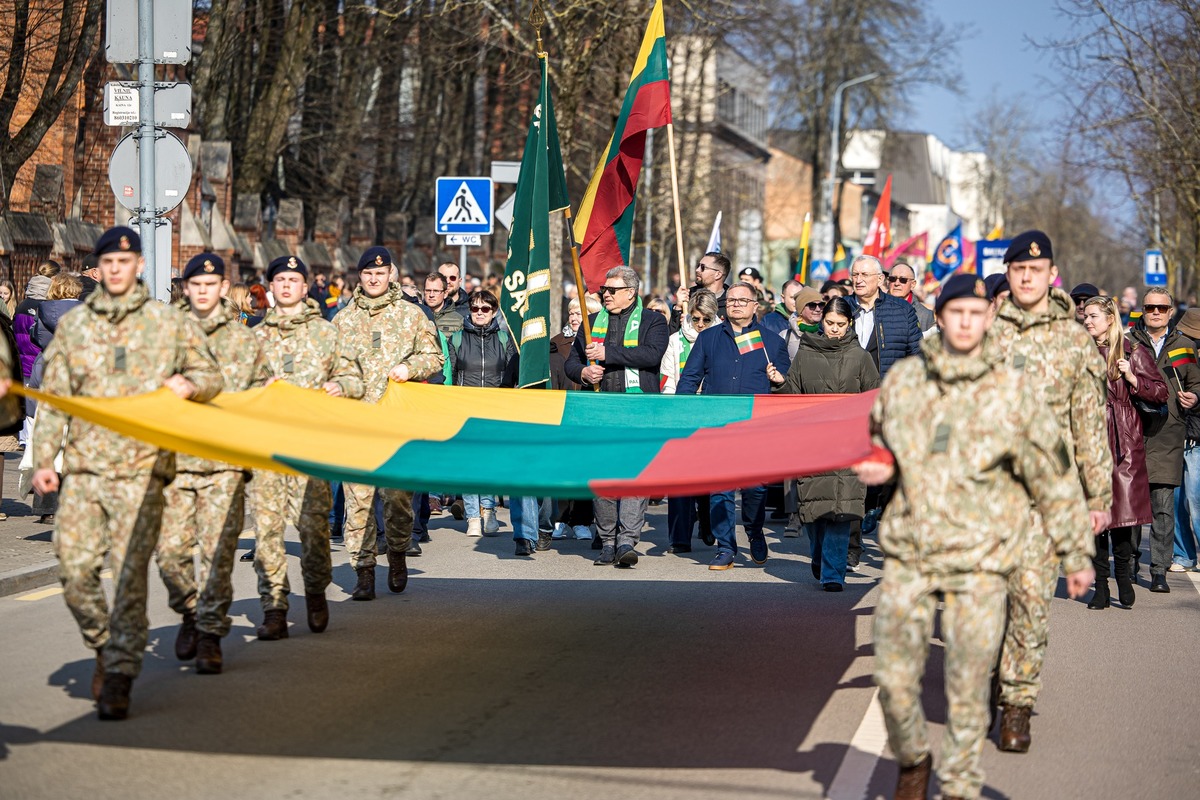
[677, 282, 790, 570]
[846, 255, 922, 378]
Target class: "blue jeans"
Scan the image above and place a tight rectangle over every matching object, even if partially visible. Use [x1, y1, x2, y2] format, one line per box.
[463, 494, 495, 519]
[508, 496, 539, 542]
[710, 487, 766, 555]
[805, 519, 851, 584]
[1174, 444, 1200, 567]
[539, 497, 557, 532]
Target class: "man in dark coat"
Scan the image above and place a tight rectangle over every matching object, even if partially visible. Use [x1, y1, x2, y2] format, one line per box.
[845, 255, 922, 378]
[677, 281, 790, 570]
[670, 251, 730, 332]
[565, 266, 668, 567]
[887, 261, 935, 332]
[1128, 287, 1200, 591]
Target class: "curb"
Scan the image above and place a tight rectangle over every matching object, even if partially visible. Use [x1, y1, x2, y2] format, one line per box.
[0, 561, 59, 598]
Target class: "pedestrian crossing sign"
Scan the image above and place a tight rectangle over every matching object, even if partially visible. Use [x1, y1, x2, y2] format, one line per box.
[436, 177, 493, 235]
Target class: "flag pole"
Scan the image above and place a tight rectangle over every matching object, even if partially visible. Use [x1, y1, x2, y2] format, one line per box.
[666, 122, 688, 312]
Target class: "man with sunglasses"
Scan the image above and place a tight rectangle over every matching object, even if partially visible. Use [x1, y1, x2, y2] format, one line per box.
[886, 262, 934, 332]
[565, 266, 669, 567]
[671, 251, 730, 332]
[846, 255, 922, 379]
[436, 262, 472, 319]
[989, 229, 1110, 755]
[1129, 287, 1200, 591]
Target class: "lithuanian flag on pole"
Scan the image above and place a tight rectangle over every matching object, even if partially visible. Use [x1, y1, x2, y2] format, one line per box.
[572, 0, 672, 291]
[1168, 346, 1197, 368]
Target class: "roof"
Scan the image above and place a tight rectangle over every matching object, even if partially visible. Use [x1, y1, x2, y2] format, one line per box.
[3, 212, 55, 246]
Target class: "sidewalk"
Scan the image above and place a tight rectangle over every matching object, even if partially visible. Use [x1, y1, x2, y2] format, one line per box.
[0, 451, 58, 597]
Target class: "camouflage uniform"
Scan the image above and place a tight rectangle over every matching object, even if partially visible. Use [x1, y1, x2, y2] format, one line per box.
[333, 284, 442, 567]
[156, 302, 270, 636]
[870, 336, 1093, 799]
[33, 283, 222, 677]
[990, 288, 1112, 709]
[253, 299, 363, 610]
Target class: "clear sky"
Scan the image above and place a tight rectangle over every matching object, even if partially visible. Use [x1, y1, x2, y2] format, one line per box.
[903, 0, 1063, 151]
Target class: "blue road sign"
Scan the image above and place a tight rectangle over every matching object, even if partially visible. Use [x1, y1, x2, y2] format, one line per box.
[436, 177, 493, 236]
[1144, 249, 1167, 287]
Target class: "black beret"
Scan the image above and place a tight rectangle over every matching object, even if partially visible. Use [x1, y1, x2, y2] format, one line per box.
[1003, 230, 1053, 264]
[1069, 282, 1100, 300]
[983, 273, 1009, 299]
[358, 246, 392, 271]
[935, 274, 990, 313]
[182, 252, 226, 281]
[738, 266, 763, 281]
[94, 225, 141, 256]
[267, 255, 308, 281]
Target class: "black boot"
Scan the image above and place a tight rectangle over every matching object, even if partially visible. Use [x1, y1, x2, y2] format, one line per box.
[175, 611, 198, 660]
[97, 673, 133, 720]
[257, 609, 289, 641]
[306, 593, 329, 633]
[386, 550, 408, 593]
[351, 567, 376, 601]
[1087, 580, 1110, 610]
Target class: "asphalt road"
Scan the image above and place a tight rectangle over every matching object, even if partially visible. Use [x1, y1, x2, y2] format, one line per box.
[2, 505, 1199, 799]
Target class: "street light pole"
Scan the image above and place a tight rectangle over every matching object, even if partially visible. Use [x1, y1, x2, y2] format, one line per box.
[820, 72, 879, 265]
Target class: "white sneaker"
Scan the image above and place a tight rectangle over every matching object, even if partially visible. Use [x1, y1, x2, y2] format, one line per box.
[573, 525, 592, 540]
[467, 517, 483, 537]
[482, 508, 500, 534]
[1169, 562, 1189, 573]
[551, 522, 570, 539]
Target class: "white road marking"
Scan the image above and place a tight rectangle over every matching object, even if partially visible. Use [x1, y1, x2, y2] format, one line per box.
[1187, 569, 1200, 596]
[826, 688, 889, 800]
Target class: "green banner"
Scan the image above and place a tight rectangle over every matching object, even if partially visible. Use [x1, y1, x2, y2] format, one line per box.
[501, 54, 570, 388]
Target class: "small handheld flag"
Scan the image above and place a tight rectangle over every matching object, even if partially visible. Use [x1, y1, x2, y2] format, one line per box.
[1168, 347, 1197, 368]
[735, 330, 765, 355]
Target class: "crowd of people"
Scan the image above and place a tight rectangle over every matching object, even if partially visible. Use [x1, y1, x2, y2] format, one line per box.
[1, 222, 1197, 800]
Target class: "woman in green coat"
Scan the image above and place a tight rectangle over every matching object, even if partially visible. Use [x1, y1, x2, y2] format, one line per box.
[777, 296, 880, 590]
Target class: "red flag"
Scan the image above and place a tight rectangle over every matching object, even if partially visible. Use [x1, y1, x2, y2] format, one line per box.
[862, 175, 892, 258]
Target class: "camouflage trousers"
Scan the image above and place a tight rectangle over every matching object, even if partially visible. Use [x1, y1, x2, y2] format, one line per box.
[343, 483, 414, 570]
[998, 523, 1059, 708]
[156, 470, 246, 637]
[874, 559, 1007, 800]
[55, 472, 165, 678]
[251, 470, 332, 612]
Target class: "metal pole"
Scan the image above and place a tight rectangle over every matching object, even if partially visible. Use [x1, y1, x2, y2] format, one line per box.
[643, 127, 654, 291]
[136, 0, 157, 296]
[460, 244, 468, 278]
[822, 72, 878, 265]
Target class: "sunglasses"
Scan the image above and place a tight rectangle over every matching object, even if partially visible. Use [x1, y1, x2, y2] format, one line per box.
[886, 276, 912, 284]
[440, 274, 459, 282]
[690, 315, 711, 324]
[598, 285, 630, 296]
[470, 305, 494, 312]
[804, 302, 823, 310]
[1144, 304, 1171, 313]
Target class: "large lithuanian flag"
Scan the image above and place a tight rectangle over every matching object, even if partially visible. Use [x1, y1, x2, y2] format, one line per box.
[17, 382, 882, 499]
[572, 0, 672, 291]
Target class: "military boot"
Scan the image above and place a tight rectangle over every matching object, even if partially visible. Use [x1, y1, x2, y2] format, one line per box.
[91, 650, 104, 701]
[306, 593, 329, 633]
[195, 633, 223, 675]
[97, 673, 133, 721]
[998, 704, 1032, 752]
[893, 752, 931, 800]
[257, 609, 289, 641]
[351, 567, 376, 601]
[175, 611, 198, 660]
[387, 550, 408, 593]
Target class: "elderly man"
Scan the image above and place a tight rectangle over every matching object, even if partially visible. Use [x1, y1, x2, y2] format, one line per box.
[887, 261, 934, 332]
[565, 266, 669, 567]
[677, 281, 791, 570]
[846, 255, 922, 379]
[1128, 287, 1200, 591]
[672, 251, 731, 330]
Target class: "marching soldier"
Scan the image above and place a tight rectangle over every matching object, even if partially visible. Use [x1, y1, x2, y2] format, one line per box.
[252, 255, 363, 640]
[855, 274, 1095, 800]
[989, 231, 1112, 752]
[156, 253, 270, 674]
[334, 247, 442, 600]
[31, 226, 222, 720]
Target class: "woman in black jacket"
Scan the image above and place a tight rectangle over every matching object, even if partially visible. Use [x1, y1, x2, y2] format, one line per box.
[777, 296, 880, 590]
[449, 290, 518, 536]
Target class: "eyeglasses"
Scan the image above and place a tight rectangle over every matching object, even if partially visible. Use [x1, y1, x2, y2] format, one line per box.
[598, 285, 631, 296]
[726, 297, 755, 306]
[440, 274, 459, 282]
[1144, 304, 1171, 313]
[803, 302, 823, 310]
[424, 288, 445, 295]
[470, 305, 494, 313]
[850, 271, 880, 279]
[690, 315, 711, 324]
[696, 263, 720, 273]
[886, 276, 913, 285]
